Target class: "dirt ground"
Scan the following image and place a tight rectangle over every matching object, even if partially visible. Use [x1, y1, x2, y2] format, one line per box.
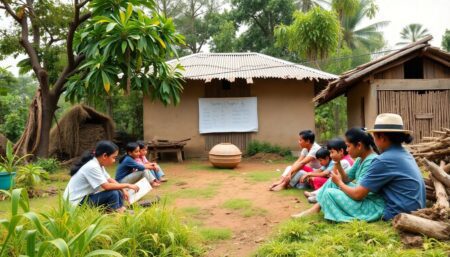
[152, 160, 311, 257]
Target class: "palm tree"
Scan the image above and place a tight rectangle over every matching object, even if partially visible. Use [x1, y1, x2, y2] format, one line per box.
[397, 23, 430, 45]
[341, 0, 389, 51]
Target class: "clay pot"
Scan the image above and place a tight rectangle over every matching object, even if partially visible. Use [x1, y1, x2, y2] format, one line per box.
[209, 143, 242, 169]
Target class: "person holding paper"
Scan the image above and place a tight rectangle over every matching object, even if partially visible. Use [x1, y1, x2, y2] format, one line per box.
[64, 141, 139, 213]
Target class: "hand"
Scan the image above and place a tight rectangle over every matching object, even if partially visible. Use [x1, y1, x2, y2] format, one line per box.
[122, 189, 129, 201]
[150, 162, 159, 170]
[330, 169, 343, 186]
[300, 174, 309, 183]
[128, 184, 140, 192]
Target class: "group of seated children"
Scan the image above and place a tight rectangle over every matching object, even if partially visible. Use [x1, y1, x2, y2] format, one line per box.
[270, 113, 426, 223]
[115, 141, 167, 187]
[64, 140, 167, 213]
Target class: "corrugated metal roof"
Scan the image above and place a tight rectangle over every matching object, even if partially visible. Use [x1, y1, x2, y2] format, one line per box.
[166, 52, 337, 82]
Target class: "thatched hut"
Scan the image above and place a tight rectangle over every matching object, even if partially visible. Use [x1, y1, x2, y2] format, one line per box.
[49, 104, 115, 159]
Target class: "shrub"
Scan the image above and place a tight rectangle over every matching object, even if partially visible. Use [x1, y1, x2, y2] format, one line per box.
[35, 157, 61, 174]
[246, 140, 292, 157]
[0, 189, 203, 257]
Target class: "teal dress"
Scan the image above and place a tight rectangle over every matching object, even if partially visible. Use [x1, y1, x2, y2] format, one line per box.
[316, 153, 385, 222]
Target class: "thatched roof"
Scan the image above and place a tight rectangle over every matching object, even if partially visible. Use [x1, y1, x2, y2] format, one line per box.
[49, 104, 115, 159]
[314, 36, 450, 105]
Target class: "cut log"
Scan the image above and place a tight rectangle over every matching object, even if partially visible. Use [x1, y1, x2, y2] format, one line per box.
[423, 159, 450, 188]
[430, 174, 449, 209]
[443, 163, 450, 174]
[392, 213, 450, 240]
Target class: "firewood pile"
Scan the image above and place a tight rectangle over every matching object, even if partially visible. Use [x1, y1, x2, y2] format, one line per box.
[394, 129, 450, 245]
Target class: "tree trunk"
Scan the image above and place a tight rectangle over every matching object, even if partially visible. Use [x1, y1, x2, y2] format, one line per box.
[14, 88, 58, 158]
[392, 213, 450, 240]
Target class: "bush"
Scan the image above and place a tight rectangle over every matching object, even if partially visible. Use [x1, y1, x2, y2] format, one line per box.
[246, 140, 292, 157]
[35, 157, 61, 174]
[0, 189, 203, 257]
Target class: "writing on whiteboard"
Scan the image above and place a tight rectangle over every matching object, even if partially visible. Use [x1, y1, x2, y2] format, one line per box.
[199, 97, 258, 134]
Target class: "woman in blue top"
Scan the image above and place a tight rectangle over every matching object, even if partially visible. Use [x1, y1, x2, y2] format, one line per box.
[115, 142, 159, 187]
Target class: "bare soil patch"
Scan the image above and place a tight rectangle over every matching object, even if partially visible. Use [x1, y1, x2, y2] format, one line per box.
[152, 159, 310, 257]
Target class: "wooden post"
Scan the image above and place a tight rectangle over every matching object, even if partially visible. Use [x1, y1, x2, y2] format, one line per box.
[392, 213, 450, 240]
[423, 159, 450, 188]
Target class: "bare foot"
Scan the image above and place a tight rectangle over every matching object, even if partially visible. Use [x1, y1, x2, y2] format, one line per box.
[291, 203, 320, 218]
[303, 191, 312, 198]
[116, 206, 127, 213]
[151, 181, 161, 187]
[270, 183, 285, 192]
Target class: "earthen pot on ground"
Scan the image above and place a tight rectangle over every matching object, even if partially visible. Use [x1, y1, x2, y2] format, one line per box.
[209, 143, 242, 169]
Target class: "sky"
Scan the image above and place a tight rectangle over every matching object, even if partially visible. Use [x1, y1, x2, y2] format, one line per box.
[1, 0, 449, 76]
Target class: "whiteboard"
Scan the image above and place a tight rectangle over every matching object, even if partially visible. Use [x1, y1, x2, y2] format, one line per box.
[199, 97, 258, 134]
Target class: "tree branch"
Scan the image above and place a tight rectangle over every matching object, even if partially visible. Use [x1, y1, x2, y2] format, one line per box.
[52, 54, 85, 97]
[26, 0, 40, 47]
[0, 0, 22, 22]
[76, 0, 89, 9]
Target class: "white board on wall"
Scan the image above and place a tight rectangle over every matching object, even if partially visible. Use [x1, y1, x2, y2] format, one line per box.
[198, 97, 258, 134]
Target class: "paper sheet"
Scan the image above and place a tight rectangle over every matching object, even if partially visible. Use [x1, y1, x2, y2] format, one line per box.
[127, 177, 152, 204]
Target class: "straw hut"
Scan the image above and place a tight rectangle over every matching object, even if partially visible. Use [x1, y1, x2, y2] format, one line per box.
[314, 36, 450, 142]
[49, 104, 115, 159]
[143, 52, 336, 157]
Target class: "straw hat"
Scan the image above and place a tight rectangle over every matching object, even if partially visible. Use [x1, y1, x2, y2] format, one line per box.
[366, 113, 412, 134]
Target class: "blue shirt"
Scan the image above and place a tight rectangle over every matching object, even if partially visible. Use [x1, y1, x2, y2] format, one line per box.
[115, 155, 145, 182]
[360, 145, 425, 220]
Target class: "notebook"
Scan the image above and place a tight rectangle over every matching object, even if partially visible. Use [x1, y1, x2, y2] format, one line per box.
[127, 177, 152, 204]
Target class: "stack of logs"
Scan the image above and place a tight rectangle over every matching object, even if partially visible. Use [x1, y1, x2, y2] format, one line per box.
[393, 129, 450, 245]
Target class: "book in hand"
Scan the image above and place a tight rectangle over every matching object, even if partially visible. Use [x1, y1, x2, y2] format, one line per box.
[127, 177, 152, 204]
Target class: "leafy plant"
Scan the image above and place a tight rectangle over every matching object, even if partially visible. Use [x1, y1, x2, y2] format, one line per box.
[16, 164, 48, 189]
[246, 140, 292, 157]
[35, 157, 61, 174]
[0, 188, 126, 257]
[0, 141, 31, 173]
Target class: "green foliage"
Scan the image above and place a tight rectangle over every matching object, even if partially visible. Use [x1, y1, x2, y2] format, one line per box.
[16, 164, 48, 189]
[34, 158, 61, 174]
[341, 0, 388, 52]
[0, 141, 31, 173]
[0, 189, 203, 256]
[320, 44, 353, 75]
[442, 29, 450, 52]
[315, 96, 347, 142]
[332, 0, 359, 19]
[66, 0, 186, 107]
[275, 7, 341, 62]
[231, 0, 296, 55]
[245, 170, 278, 182]
[246, 141, 292, 157]
[255, 215, 449, 256]
[210, 20, 237, 52]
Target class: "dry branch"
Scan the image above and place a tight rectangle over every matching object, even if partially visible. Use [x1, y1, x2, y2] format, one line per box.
[423, 159, 450, 188]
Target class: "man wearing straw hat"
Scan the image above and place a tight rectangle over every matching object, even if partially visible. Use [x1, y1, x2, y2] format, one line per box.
[330, 113, 426, 220]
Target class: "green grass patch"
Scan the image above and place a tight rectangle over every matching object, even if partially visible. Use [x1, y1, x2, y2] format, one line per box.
[222, 198, 268, 217]
[222, 198, 252, 210]
[245, 170, 278, 182]
[254, 215, 450, 257]
[199, 227, 233, 242]
[279, 189, 304, 197]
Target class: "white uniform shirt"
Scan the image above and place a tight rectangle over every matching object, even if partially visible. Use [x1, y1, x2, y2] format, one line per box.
[63, 158, 111, 205]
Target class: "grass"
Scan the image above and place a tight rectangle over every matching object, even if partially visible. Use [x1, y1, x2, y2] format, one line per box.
[245, 170, 278, 182]
[199, 227, 233, 242]
[254, 215, 450, 257]
[222, 198, 268, 218]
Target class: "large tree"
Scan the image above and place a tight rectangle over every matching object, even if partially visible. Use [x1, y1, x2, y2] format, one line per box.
[397, 23, 430, 45]
[0, 0, 184, 157]
[231, 0, 296, 55]
[274, 7, 341, 67]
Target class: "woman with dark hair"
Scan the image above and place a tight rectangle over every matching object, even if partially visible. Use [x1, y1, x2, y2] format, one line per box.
[63, 140, 139, 213]
[292, 128, 385, 222]
[115, 142, 159, 187]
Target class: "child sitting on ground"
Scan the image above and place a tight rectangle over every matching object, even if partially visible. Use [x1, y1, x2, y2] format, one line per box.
[303, 138, 354, 203]
[115, 142, 161, 187]
[297, 148, 334, 190]
[136, 141, 168, 183]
